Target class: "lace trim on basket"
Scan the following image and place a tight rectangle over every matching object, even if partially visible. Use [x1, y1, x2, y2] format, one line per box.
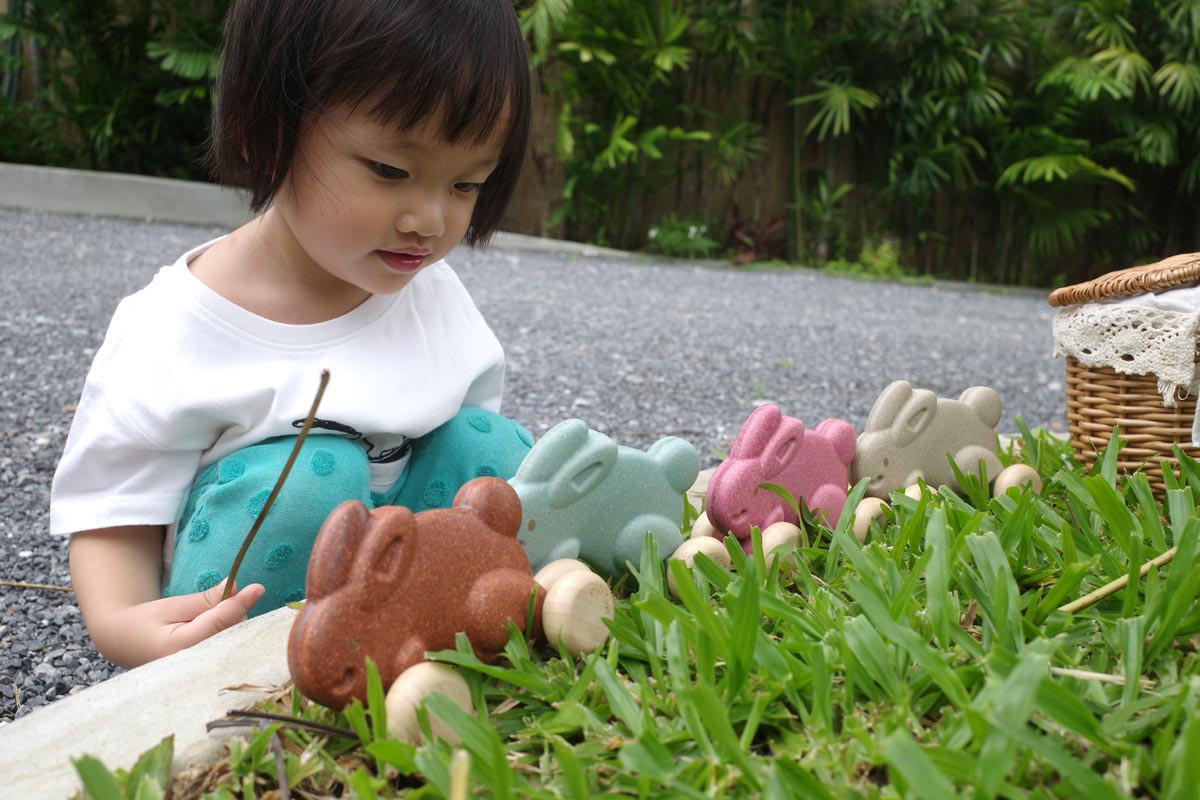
[1053, 302, 1200, 445]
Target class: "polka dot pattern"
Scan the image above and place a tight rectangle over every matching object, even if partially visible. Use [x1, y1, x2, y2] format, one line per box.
[219, 459, 245, 483]
[422, 479, 450, 508]
[265, 543, 295, 569]
[246, 489, 271, 519]
[468, 413, 493, 433]
[195, 570, 223, 593]
[187, 518, 210, 542]
[310, 449, 335, 476]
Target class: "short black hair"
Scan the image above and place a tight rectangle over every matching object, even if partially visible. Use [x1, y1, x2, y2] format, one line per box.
[208, 0, 530, 245]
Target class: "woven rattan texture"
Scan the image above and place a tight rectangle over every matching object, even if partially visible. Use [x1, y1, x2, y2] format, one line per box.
[1048, 252, 1200, 308]
[1065, 357, 1198, 493]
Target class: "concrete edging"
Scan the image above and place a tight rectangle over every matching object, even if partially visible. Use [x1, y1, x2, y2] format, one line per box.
[0, 607, 297, 799]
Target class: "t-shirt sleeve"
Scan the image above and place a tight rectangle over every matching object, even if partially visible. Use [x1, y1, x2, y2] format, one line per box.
[49, 298, 204, 536]
[461, 360, 505, 413]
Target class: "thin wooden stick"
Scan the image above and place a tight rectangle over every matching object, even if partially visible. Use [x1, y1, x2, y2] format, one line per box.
[269, 730, 292, 800]
[223, 370, 330, 600]
[1058, 546, 1178, 614]
[1049, 666, 1154, 689]
[207, 708, 356, 739]
[0, 580, 73, 592]
[450, 750, 472, 800]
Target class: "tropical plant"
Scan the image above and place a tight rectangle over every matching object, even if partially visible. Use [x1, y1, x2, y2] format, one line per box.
[0, 0, 225, 179]
[519, 0, 713, 248]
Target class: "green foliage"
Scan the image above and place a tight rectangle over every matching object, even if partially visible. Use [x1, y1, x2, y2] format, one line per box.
[519, 0, 721, 248]
[73, 735, 172, 799]
[644, 214, 720, 259]
[0, 0, 225, 179]
[823, 238, 909, 280]
[73, 430, 1200, 796]
[5, 0, 1200, 284]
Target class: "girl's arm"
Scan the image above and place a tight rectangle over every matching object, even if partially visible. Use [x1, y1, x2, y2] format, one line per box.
[69, 526, 265, 668]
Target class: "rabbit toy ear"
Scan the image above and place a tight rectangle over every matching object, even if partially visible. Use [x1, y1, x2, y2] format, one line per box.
[730, 404, 782, 459]
[454, 477, 523, 540]
[895, 389, 937, 446]
[864, 381, 912, 431]
[549, 429, 617, 509]
[355, 506, 415, 593]
[762, 419, 805, 480]
[306, 500, 372, 599]
[511, 419, 590, 483]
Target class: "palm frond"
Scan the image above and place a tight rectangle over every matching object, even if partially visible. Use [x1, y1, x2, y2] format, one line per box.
[997, 154, 1136, 192]
[1154, 61, 1200, 114]
[1093, 46, 1153, 97]
[145, 41, 216, 81]
[792, 80, 881, 141]
[1027, 205, 1111, 259]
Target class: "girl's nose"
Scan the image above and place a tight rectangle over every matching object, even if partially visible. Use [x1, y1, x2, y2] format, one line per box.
[395, 199, 444, 239]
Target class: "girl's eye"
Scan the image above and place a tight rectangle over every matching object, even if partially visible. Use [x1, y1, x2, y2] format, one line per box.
[371, 161, 408, 179]
[454, 182, 482, 194]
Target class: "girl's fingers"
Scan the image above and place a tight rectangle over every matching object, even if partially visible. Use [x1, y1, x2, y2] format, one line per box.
[165, 579, 266, 647]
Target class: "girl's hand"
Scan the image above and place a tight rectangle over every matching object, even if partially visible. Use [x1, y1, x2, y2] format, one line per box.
[70, 526, 267, 668]
[135, 578, 267, 660]
[94, 578, 267, 669]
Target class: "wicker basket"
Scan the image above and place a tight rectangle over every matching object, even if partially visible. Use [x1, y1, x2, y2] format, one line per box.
[1048, 252, 1200, 493]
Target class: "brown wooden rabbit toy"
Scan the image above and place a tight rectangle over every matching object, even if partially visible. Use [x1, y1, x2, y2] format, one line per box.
[287, 477, 613, 741]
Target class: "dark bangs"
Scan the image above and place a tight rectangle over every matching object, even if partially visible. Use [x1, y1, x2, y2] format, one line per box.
[209, 0, 531, 244]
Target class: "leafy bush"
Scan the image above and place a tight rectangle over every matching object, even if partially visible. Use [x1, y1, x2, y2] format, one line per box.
[645, 214, 721, 259]
[5, 1, 1200, 284]
[823, 238, 909, 280]
[0, 0, 224, 180]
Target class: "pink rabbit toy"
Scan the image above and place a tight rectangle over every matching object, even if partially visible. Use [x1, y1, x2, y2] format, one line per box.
[706, 404, 856, 547]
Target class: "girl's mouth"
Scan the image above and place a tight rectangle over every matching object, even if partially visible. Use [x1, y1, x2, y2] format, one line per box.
[377, 250, 428, 273]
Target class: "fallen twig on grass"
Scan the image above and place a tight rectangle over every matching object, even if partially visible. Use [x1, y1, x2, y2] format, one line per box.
[206, 708, 357, 740]
[1050, 666, 1154, 689]
[1058, 546, 1178, 614]
[0, 580, 73, 592]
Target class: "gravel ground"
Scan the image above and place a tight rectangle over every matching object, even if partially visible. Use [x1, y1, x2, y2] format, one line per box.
[0, 207, 1066, 725]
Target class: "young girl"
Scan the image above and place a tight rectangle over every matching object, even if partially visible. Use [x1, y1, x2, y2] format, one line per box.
[50, 0, 535, 669]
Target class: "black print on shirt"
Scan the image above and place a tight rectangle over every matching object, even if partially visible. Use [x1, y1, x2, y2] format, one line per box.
[291, 417, 412, 464]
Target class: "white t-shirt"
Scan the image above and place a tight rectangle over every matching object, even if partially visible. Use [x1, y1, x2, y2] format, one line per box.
[50, 238, 506, 536]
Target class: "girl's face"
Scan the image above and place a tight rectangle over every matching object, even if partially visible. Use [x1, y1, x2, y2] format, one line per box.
[266, 103, 502, 312]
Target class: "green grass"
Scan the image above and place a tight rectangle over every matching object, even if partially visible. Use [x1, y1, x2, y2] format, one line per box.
[76, 425, 1200, 798]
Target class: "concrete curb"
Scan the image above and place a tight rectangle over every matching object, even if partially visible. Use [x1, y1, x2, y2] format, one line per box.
[0, 161, 633, 258]
[0, 607, 297, 799]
